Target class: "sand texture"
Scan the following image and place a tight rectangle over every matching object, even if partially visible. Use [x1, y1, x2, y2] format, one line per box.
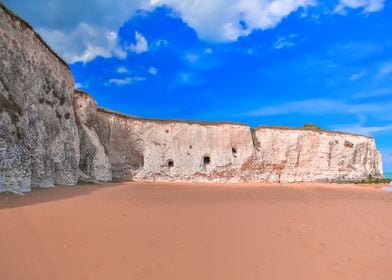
[1, 182, 391, 280]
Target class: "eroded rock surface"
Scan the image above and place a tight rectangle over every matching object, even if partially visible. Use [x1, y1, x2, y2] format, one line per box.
[249, 128, 383, 182]
[0, 5, 79, 192]
[73, 96, 383, 183]
[74, 91, 111, 181]
[96, 109, 254, 182]
[0, 3, 385, 192]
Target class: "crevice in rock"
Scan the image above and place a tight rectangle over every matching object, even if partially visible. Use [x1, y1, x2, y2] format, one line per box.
[250, 128, 261, 151]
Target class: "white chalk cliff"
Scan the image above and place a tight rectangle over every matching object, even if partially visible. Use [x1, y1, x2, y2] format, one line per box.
[0, 5, 79, 192]
[0, 4, 384, 192]
[75, 91, 383, 184]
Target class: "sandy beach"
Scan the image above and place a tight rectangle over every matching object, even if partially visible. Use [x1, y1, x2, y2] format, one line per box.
[1, 182, 391, 280]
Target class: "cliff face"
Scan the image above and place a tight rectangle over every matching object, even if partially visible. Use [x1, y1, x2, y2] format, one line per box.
[249, 128, 383, 182]
[74, 91, 111, 181]
[0, 6, 79, 192]
[74, 92, 383, 183]
[96, 109, 254, 182]
[0, 3, 385, 192]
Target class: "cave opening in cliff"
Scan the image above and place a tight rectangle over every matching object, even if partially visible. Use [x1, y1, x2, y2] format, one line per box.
[167, 160, 174, 168]
[232, 148, 238, 157]
[203, 156, 210, 165]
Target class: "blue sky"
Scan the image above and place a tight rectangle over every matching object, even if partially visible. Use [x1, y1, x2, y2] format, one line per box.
[5, 0, 392, 171]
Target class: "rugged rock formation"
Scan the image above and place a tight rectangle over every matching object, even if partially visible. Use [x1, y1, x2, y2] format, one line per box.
[74, 92, 383, 183]
[250, 128, 383, 182]
[95, 108, 254, 182]
[0, 4, 79, 192]
[74, 91, 111, 181]
[0, 3, 385, 192]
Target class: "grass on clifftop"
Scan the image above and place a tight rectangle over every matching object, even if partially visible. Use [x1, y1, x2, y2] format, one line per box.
[0, 2, 17, 16]
[303, 123, 322, 131]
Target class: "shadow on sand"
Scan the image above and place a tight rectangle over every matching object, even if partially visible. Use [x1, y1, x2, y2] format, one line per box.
[0, 182, 124, 209]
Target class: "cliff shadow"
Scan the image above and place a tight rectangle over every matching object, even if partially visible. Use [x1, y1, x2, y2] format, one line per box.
[0, 182, 124, 209]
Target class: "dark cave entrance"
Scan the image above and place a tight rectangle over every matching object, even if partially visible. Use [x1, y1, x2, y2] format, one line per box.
[232, 147, 238, 157]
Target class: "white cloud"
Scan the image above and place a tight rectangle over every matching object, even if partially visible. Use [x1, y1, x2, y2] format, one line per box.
[150, 0, 314, 42]
[5, 0, 315, 63]
[13, 0, 384, 64]
[7, 0, 385, 64]
[273, 34, 298, 49]
[148, 66, 158, 75]
[108, 76, 146, 86]
[151, 39, 169, 50]
[274, 38, 294, 49]
[117, 66, 129, 73]
[204, 48, 213, 54]
[334, 0, 385, 14]
[4, 0, 146, 63]
[39, 24, 127, 64]
[129, 31, 149, 54]
[75, 82, 88, 89]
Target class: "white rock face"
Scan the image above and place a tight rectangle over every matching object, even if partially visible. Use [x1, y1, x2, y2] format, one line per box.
[0, 3, 384, 192]
[0, 6, 80, 192]
[74, 91, 111, 181]
[101, 116, 255, 183]
[250, 128, 383, 182]
[85, 104, 383, 183]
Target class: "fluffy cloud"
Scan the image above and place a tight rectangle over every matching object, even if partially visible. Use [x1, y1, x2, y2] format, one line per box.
[129, 31, 149, 54]
[334, 0, 385, 14]
[4, 0, 316, 63]
[5, 0, 385, 64]
[4, 0, 146, 63]
[150, 0, 314, 42]
[39, 24, 127, 64]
